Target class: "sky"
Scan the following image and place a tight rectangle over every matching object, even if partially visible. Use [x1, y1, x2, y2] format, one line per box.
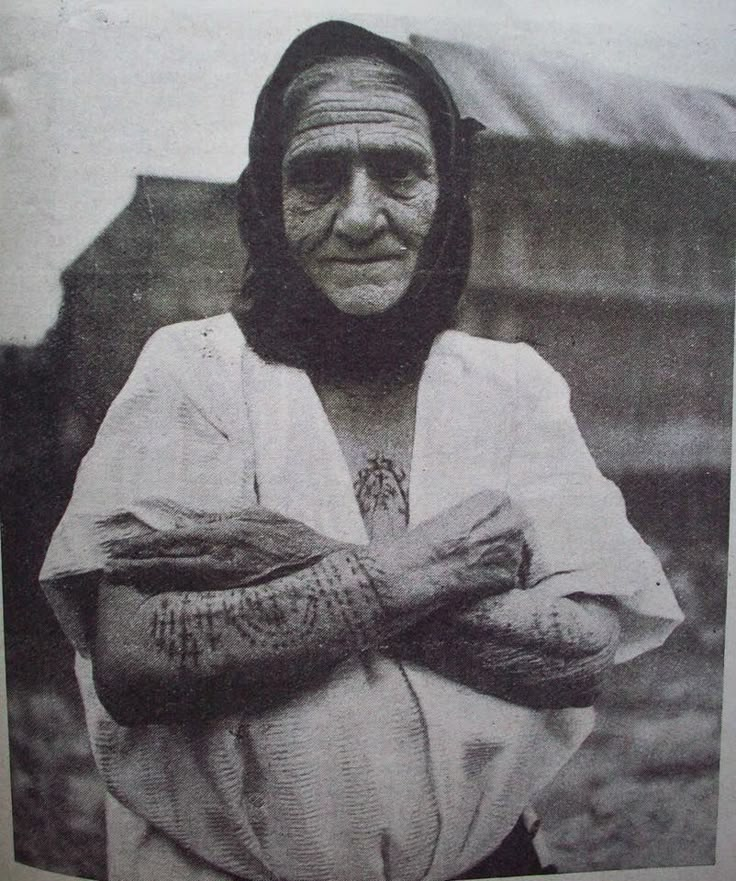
[1, 0, 734, 344]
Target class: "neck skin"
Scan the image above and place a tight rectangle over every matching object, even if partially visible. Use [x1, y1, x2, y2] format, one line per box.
[310, 367, 420, 395]
[311, 365, 420, 542]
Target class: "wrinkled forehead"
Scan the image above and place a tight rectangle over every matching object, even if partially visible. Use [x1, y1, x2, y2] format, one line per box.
[281, 57, 433, 147]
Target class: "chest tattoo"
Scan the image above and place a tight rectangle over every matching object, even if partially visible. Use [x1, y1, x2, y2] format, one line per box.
[353, 454, 409, 535]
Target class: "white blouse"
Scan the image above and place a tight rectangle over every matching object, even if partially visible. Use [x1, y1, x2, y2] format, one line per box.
[41, 314, 683, 881]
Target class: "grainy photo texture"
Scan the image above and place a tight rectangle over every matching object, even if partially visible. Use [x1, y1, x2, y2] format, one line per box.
[1, 7, 733, 881]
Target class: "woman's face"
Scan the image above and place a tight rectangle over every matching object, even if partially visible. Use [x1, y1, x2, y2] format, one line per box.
[281, 60, 440, 316]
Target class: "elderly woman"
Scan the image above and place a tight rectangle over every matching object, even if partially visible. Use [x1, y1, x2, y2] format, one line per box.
[41, 20, 682, 881]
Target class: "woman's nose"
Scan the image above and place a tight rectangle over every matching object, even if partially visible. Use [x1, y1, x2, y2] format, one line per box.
[333, 166, 387, 243]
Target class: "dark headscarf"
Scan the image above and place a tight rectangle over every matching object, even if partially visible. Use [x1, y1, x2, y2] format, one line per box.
[231, 20, 480, 381]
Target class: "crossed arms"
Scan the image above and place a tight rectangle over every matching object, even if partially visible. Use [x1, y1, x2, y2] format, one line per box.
[92, 491, 621, 726]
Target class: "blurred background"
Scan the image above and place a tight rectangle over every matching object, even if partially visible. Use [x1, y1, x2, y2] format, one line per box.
[1, 2, 734, 878]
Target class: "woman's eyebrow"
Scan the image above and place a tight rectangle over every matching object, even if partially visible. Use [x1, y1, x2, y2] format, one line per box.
[284, 142, 433, 169]
[282, 151, 343, 180]
[363, 145, 434, 167]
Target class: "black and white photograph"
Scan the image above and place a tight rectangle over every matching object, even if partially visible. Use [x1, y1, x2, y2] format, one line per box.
[1, 2, 734, 880]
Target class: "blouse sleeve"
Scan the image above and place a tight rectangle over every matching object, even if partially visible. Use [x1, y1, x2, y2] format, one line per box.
[40, 323, 256, 656]
[39, 321, 272, 879]
[507, 344, 683, 663]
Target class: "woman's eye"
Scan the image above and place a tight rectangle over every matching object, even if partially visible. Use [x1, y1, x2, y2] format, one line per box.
[288, 159, 341, 198]
[371, 156, 422, 191]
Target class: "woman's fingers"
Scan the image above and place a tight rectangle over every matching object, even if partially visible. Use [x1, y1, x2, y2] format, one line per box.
[103, 512, 341, 560]
[104, 551, 335, 594]
[446, 490, 529, 539]
[103, 533, 209, 559]
[104, 555, 248, 592]
[103, 524, 284, 560]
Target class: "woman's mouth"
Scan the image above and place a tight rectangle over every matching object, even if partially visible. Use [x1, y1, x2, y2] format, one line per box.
[321, 254, 404, 265]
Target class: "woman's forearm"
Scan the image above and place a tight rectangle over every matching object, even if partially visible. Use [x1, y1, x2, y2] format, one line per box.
[400, 588, 621, 708]
[93, 547, 465, 725]
[93, 491, 527, 724]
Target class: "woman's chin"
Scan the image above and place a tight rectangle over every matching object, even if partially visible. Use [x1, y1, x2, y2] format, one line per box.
[322, 283, 409, 317]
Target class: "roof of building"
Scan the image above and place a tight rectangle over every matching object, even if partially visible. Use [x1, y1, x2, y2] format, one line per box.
[412, 35, 736, 163]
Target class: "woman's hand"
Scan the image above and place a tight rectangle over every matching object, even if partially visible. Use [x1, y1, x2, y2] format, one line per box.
[93, 492, 532, 724]
[372, 489, 529, 607]
[104, 508, 353, 592]
[103, 490, 529, 613]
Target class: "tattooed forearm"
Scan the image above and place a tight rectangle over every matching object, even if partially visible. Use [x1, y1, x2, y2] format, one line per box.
[94, 547, 441, 724]
[148, 551, 391, 673]
[400, 589, 621, 708]
[93, 490, 532, 723]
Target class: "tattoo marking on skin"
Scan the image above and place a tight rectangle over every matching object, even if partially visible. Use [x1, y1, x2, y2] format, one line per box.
[353, 454, 409, 526]
[148, 553, 386, 669]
